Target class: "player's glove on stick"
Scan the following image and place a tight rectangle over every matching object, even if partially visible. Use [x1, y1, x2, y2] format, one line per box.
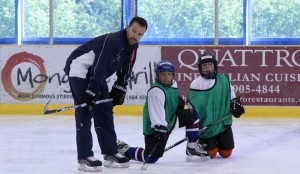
[153, 125, 168, 146]
[230, 96, 245, 118]
[82, 88, 99, 111]
[110, 84, 127, 106]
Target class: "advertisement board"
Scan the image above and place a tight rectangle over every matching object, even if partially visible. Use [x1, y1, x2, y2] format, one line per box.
[1, 45, 299, 107]
[162, 46, 300, 106]
[0, 45, 160, 105]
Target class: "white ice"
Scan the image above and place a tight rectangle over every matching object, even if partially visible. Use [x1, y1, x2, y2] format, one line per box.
[0, 115, 299, 174]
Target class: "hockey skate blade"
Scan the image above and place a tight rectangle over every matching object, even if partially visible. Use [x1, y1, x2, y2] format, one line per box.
[78, 164, 102, 172]
[186, 155, 202, 162]
[103, 160, 129, 168]
[186, 155, 210, 162]
[186, 155, 194, 162]
[140, 164, 148, 170]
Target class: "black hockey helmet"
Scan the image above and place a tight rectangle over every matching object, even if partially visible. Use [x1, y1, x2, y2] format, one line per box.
[198, 52, 218, 79]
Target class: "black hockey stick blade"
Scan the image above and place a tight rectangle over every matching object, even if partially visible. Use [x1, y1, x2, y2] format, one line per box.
[164, 137, 188, 153]
[43, 98, 113, 114]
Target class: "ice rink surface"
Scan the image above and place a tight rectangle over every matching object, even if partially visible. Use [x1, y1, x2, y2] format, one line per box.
[0, 115, 299, 174]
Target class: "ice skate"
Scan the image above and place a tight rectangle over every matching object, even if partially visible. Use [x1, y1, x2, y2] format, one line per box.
[78, 156, 102, 172]
[117, 139, 130, 156]
[103, 152, 130, 168]
[186, 142, 208, 162]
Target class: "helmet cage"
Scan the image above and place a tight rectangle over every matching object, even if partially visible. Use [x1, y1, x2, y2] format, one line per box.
[198, 53, 218, 79]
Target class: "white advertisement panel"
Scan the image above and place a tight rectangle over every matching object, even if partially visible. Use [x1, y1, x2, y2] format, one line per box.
[0, 45, 160, 105]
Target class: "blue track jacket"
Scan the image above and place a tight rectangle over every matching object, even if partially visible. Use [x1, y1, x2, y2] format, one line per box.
[64, 29, 138, 93]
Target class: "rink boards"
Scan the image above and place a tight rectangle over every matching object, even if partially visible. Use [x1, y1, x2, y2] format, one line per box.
[0, 45, 299, 118]
[0, 104, 299, 118]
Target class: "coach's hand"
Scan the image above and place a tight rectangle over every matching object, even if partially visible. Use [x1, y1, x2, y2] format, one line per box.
[110, 84, 127, 106]
[82, 89, 99, 111]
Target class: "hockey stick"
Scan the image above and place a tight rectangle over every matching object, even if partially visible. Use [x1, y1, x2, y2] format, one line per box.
[43, 98, 113, 114]
[164, 137, 188, 153]
[164, 112, 232, 153]
[140, 142, 159, 170]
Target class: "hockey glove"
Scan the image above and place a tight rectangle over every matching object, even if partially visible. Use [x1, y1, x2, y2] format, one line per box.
[110, 84, 127, 106]
[177, 109, 197, 127]
[177, 96, 185, 111]
[82, 88, 99, 111]
[153, 125, 168, 146]
[230, 96, 245, 118]
[176, 96, 185, 117]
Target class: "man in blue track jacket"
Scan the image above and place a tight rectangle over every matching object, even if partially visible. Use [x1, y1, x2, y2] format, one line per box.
[64, 16, 147, 172]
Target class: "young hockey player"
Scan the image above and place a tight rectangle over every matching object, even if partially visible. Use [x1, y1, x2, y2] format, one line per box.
[187, 52, 245, 159]
[117, 60, 207, 164]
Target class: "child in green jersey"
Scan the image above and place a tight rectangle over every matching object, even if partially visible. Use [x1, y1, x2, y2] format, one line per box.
[187, 52, 245, 159]
[117, 60, 207, 164]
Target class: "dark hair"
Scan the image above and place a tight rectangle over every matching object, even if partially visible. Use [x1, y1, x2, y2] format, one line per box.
[129, 16, 148, 30]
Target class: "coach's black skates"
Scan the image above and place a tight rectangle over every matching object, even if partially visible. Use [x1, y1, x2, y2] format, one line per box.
[103, 152, 130, 168]
[78, 156, 102, 172]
